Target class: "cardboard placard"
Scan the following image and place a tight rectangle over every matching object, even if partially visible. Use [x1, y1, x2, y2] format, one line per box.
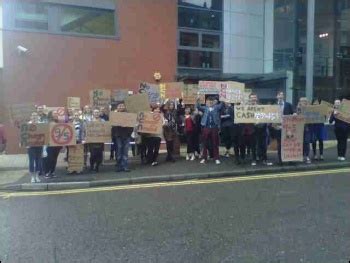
[111, 89, 128, 104]
[45, 107, 66, 122]
[67, 97, 81, 109]
[139, 83, 160, 104]
[301, 105, 327, 124]
[219, 82, 245, 103]
[109, 112, 138, 128]
[125, 94, 150, 113]
[136, 112, 162, 134]
[336, 99, 350, 124]
[281, 115, 305, 162]
[320, 100, 334, 118]
[20, 123, 48, 147]
[48, 123, 76, 146]
[198, 81, 221, 95]
[67, 145, 84, 173]
[84, 121, 111, 143]
[159, 82, 183, 99]
[89, 89, 111, 108]
[182, 84, 204, 105]
[9, 104, 36, 126]
[234, 105, 282, 123]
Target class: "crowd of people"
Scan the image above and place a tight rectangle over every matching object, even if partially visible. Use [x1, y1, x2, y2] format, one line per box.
[22, 91, 350, 183]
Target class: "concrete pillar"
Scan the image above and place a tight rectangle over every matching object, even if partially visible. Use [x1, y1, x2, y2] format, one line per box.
[306, 0, 315, 100]
[264, 0, 274, 73]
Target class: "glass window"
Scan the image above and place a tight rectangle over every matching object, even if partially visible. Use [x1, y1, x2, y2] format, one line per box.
[178, 7, 222, 31]
[178, 49, 221, 69]
[178, 0, 223, 11]
[14, 2, 49, 31]
[202, 34, 220, 48]
[60, 6, 116, 36]
[180, 32, 199, 47]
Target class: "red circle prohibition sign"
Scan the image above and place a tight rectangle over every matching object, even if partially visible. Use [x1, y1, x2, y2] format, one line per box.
[153, 113, 161, 121]
[56, 107, 66, 116]
[51, 123, 73, 145]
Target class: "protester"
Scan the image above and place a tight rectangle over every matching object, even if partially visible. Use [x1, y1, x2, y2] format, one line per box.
[220, 102, 234, 157]
[274, 91, 294, 164]
[82, 105, 93, 167]
[113, 103, 133, 172]
[329, 99, 350, 161]
[43, 111, 62, 178]
[0, 122, 6, 154]
[297, 97, 312, 164]
[184, 106, 197, 161]
[100, 106, 109, 121]
[27, 112, 42, 183]
[231, 103, 245, 165]
[196, 96, 224, 164]
[162, 100, 178, 162]
[88, 109, 105, 172]
[37, 105, 48, 123]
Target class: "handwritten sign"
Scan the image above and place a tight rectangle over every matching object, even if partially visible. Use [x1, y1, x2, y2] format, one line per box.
[109, 112, 138, 128]
[301, 105, 327, 124]
[67, 145, 84, 173]
[137, 112, 162, 134]
[45, 107, 66, 122]
[219, 82, 245, 103]
[139, 83, 160, 104]
[20, 123, 48, 147]
[48, 123, 76, 146]
[125, 94, 150, 113]
[67, 97, 81, 109]
[198, 81, 221, 94]
[320, 100, 334, 118]
[84, 121, 111, 143]
[182, 84, 204, 104]
[9, 104, 36, 126]
[89, 89, 111, 108]
[336, 99, 350, 124]
[159, 82, 183, 99]
[234, 105, 282, 123]
[111, 89, 128, 104]
[281, 115, 305, 162]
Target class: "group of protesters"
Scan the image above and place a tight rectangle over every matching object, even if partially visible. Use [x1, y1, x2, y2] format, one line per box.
[23, 90, 350, 183]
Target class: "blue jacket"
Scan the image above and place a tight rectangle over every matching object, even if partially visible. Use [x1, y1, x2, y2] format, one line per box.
[196, 102, 224, 128]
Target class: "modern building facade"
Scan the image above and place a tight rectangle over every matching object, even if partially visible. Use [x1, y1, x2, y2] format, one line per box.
[0, 0, 349, 153]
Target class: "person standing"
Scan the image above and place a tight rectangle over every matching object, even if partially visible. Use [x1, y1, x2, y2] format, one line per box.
[196, 96, 224, 165]
[232, 104, 244, 165]
[329, 99, 350, 161]
[274, 91, 294, 164]
[297, 97, 312, 164]
[221, 102, 234, 157]
[82, 105, 93, 167]
[162, 100, 178, 162]
[184, 106, 196, 161]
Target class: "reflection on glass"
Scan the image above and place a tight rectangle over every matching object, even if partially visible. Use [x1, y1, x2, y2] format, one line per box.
[180, 32, 199, 47]
[60, 6, 115, 36]
[178, 7, 222, 30]
[178, 50, 221, 68]
[15, 2, 48, 30]
[202, 34, 220, 48]
[178, 0, 222, 10]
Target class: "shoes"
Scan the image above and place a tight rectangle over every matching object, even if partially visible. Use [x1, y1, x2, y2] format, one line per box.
[151, 162, 158, 166]
[190, 154, 195, 161]
[123, 168, 131, 172]
[319, 155, 324, 161]
[263, 161, 273, 166]
[305, 157, 311, 164]
[200, 159, 206, 164]
[31, 174, 36, 183]
[339, 157, 346, 161]
[313, 155, 319, 161]
[35, 174, 41, 183]
[224, 151, 230, 158]
[44, 173, 51, 179]
[186, 154, 190, 161]
[251, 161, 257, 166]
[215, 160, 221, 165]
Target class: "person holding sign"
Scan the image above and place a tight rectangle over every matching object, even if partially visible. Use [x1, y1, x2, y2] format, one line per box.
[220, 103, 234, 157]
[113, 103, 133, 173]
[329, 99, 350, 161]
[161, 100, 179, 162]
[184, 107, 198, 161]
[311, 99, 326, 161]
[297, 98, 312, 164]
[196, 96, 224, 164]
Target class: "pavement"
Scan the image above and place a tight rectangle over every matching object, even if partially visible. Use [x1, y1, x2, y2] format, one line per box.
[0, 141, 349, 192]
[0, 169, 349, 262]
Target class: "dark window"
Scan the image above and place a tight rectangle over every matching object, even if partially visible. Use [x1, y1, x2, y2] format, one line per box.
[14, 2, 49, 31]
[178, 7, 222, 31]
[180, 32, 199, 47]
[60, 6, 116, 36]
[178, 0, 222, 11]
[178, 50, 221, 69]
[202, 34, 220, 48]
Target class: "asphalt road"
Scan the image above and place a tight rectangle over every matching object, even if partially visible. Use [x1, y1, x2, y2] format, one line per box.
[0, 170, 349, 263]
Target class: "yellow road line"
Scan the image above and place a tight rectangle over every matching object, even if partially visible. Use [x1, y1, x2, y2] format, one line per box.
[1, 168, 349, 199]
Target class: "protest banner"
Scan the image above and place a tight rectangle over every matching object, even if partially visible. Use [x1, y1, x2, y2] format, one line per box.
[48, 123, 76, 146]
[336, 99, 350, 124]
[219, 81, 245, 103]
[163, 82, 184, 99]
[320, 100, 334, 118]
[45, 107, 66, 122]
[137, 112, 162, 134]
[125, 94, 150, 113]
[84, 121, 111, 143]
[281, 115, 305, 162]
[234, 105, 282, 123]
[182, 84, 204, 104]
[9, 104, 36, 126]
[139, 83, 160, 104]
[300, 105, 327, 124]
[20, 123, 48, 147]
[109, 112, 138, 128]
[198, 81, 221, 94]
[67, 144, 84, 173]
[89, 89, 111, 108]
[67, 97, 81, 109]
[111, 89, 128, 104]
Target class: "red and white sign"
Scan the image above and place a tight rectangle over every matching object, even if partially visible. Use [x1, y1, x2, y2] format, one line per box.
[48, 123, 76, 146]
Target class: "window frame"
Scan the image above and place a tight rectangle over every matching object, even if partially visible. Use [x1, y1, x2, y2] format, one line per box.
[3, 1, 119, 40]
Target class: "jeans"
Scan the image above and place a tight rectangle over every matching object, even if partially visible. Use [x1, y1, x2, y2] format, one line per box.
[44, 147, 61, 174]
[116, 137, 130, 170]
[145, 137, 161, 164]
[89, 143, 104, 171]
[221, 126, 233, 150]
[201, 127, 220, 160]
[28, 147, 43, 173]
[335, 127, 349, 157]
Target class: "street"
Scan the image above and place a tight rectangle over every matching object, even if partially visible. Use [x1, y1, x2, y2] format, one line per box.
[0, 170, 349, 263]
